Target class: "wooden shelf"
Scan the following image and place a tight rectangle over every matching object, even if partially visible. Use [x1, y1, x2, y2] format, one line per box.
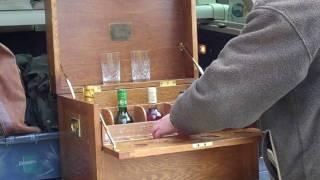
[102, 122, 261, 159]
[0, 10, 45, 26]
[199, 20, 244, 35]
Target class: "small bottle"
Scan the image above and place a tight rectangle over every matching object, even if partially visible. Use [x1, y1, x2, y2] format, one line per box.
[147, 87, 162, 121]
[115, 89, 134, 124]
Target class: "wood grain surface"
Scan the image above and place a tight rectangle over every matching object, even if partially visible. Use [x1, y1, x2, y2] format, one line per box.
[103, 124, 261, 159]
[58, 96, 99, 180]
[46, 0, 197, 94]
[100, 143, 259, 180]
[48, 0, 261, 179]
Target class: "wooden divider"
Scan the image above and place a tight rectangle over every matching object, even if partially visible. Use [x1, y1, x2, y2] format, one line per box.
[101, 103, 173, 125]
[93, 84, 188, 107]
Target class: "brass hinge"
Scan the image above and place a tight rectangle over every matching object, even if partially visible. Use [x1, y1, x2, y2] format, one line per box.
[83, 85, 102, 98]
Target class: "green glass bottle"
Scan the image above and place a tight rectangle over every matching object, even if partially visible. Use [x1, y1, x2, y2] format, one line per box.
[115, 89, 134, 124]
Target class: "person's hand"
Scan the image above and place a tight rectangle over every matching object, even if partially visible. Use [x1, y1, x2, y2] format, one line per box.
[152, 114, 178, 138]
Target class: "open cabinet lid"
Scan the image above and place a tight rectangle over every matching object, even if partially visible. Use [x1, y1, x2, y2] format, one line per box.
[45, 0, 198, 94]
[102, 122, 261, 160]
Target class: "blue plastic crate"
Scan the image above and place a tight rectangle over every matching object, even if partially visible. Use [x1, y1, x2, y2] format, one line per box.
[0, 132, 60, 180]
[259, 157, 270, 180]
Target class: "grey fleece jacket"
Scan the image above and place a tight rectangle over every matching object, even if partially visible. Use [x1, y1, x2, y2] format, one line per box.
[170, 0, 320, 179]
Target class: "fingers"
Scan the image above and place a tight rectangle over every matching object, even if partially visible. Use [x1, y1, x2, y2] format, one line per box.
[152, 128, 161, 139]
[152, 114, 179, 139]
[152, 121, 161, 138]
[152, 124, 158, 138]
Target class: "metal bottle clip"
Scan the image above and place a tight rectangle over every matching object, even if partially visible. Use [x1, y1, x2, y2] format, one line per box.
[179, 42, 204, 75]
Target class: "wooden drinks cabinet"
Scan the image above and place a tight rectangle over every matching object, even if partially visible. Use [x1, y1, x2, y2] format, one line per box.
[45, 0, 261, 179]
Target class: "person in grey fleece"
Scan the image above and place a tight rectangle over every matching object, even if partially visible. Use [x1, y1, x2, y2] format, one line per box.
[152, 0, 320, 179]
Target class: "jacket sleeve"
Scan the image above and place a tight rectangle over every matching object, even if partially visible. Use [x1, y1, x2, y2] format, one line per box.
[170, 7, 311, 134]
